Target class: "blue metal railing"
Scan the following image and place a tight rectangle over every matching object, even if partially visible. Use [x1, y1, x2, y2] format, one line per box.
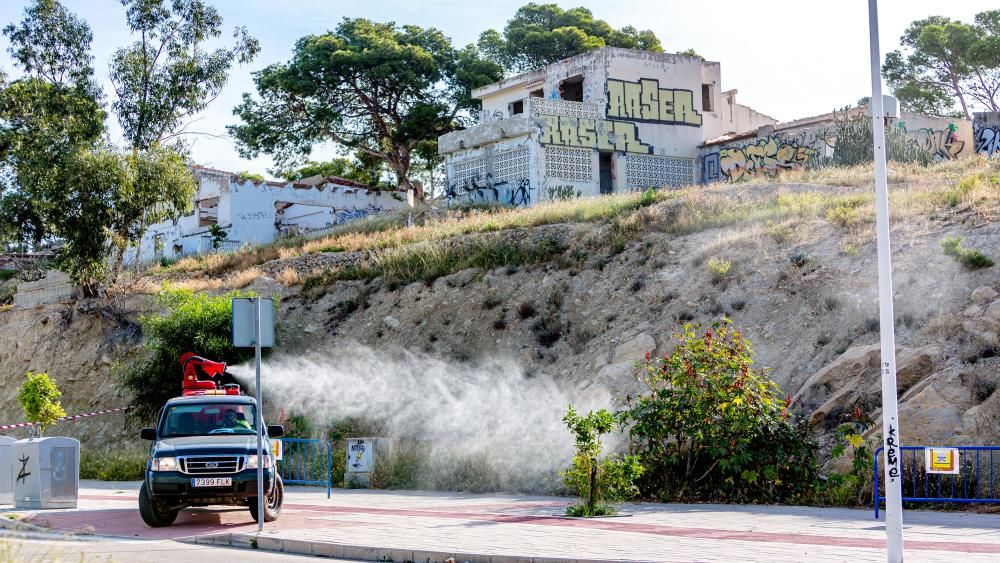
[277, 438, 332, 498]
[874, 446, 1000, 518]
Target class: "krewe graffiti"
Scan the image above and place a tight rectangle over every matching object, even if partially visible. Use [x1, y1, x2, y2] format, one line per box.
[607, 78, 702, 126]
[539, 115, 653, 154]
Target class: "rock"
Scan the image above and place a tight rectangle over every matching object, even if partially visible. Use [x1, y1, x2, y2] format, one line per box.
[383, 315, 400, 329]
[614, 332, 655, 364]
[986, 300, 1000, 320]
[896, 385, 964, 445]
[963, 305, 983, 318]
[971, 286, 998, 304]
[303, 324, 318, 334]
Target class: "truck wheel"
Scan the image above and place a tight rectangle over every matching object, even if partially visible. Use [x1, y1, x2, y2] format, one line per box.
[139, 481, 179, 527]
[249, 475, 283, 523]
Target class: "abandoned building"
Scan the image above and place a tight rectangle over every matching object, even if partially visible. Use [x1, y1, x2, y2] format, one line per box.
[438, 47, 988, 206]
[437, 47, 778, 205]
[133, 166, 408, 263]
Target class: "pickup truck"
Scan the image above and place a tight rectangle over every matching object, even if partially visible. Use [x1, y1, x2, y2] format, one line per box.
[138, 394, 284, 527]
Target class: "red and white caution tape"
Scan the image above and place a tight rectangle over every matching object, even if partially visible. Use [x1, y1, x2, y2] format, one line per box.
[0, 405, 133, 431]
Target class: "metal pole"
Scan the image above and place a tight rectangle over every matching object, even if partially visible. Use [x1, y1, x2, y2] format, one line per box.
[867, 1, 904, 560]
[254, 297, 265, 532]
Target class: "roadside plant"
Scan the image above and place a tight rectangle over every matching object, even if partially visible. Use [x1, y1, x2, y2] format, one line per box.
[706, 257, 732, 280]
[624, 319, 818, 503]
[17, 371, 67, 435]
[942, 236, 994, 269]
[819, 407, 878, 507]
[562, 406, 643, 517]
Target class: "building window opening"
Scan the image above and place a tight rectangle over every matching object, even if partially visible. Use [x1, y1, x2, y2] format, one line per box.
[560, 76, 584, 102]
[511, 99, 524, 115]
[599, 151, 614, 194]
[702, 84, 714, 112]
[529, 88, 543, 98]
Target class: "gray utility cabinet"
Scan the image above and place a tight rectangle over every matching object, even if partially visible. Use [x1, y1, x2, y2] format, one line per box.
[13, 437, 79, 509]
[0, 436, 15, 505]
[344, 437, 388, 488]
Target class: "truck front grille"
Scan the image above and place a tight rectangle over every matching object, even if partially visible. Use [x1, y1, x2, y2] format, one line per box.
[179, 455, 244, 474]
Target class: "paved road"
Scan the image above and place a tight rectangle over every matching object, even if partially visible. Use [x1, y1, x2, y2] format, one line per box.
[5, 481, 1000, 562]
[0, 529, 344, 562]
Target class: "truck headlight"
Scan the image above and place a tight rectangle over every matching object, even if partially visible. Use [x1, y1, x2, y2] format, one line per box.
[245, 454, 271, 469]
[151, 457, 178, 472]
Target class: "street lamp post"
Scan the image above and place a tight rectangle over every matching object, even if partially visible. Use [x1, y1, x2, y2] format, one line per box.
[867, 1, 904, 561]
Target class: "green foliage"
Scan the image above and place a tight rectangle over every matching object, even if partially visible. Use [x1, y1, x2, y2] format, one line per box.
[0, 1, 107, 286]
[706, 257, 732, 280]
[625, 319, 819, 503]
[111, 0, 259, 150]
[17, 371, 67, 434]
[831, 108, 931, 167]
[230, 18, 501, 200]
[79, 447, 146, 481]
[479, 4, 662, 74]
[818, 412, 878, 507]
[942, 236, 994, 269]
[208, 224, 228, 249]
[276, 156, 386, 188]
[562, 406, 643, 516]
[883, 12, 1000, 117]
[236, 171, 265, 183]
[118, 287, 259, 422]
[944, 174, 980, 207]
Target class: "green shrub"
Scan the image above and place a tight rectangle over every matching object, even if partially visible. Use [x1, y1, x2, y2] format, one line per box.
[624, 319, 818, 503]
[942, 236, 994, 269]
[944, 175, 980, 207]
[706, 257, 732, 280]
[117, 287, 262, 422]
[80, 448, 146, 481]
[17, 372, 66, 435]
[562, 407, 644, 516]
[0, 270, 17, 281]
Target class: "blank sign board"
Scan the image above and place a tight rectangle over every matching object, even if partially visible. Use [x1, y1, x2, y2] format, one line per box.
[232, 298, 275, 348]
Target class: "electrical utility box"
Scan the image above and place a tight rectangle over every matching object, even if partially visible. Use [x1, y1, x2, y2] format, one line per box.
[0, 436, 15, 505]
[13, 437, 80, 509]
[344, 437, 387, 488]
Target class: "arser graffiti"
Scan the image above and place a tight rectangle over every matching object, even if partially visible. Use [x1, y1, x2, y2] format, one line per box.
[539, 115, 652, 154]
[719, 137, 817, 182]
[606, 78, 702, 126]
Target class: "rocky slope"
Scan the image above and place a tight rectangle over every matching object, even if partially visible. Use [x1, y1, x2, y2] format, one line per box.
[1, 177, 998, 462]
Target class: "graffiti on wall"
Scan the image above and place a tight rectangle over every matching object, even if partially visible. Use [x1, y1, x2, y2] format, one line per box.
[238, 211, 271, 221]
[718, 137, 817, 182]
[445, 173, 534, 207]
[973, 115, 1000, 155]
[539, 115, 652, 154]
[901, 122, 965, 160]
[333, 204, 385, 224]
[606, 78, 702, 126]
[546, 185, 582, 201]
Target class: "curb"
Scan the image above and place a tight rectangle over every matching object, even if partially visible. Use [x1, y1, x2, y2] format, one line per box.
[0, 513, 76, 535]
[188, 532, 635, 563]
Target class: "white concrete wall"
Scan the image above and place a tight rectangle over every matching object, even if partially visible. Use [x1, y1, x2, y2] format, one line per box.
[133, 171, 408, 264]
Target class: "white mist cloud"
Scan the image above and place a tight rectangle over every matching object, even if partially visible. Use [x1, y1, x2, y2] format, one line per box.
[231, 342, 616, 490]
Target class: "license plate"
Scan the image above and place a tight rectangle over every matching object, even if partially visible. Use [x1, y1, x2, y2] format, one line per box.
[191, 477, 232, 487]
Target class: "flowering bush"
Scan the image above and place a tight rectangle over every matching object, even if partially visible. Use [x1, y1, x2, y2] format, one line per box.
[624, 319, 818, 503]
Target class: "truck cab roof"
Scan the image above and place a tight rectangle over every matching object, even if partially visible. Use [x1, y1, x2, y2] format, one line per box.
[164, 395, 257, 407]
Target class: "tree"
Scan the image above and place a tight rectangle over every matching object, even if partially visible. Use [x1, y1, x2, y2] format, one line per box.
[230, 18, 503, 201]
[562, 406, 643, 516]
[110, 0, 259, 274]
[275, 156, 387, 187]
[883, 12, 1000, 118]
[17, 371, 67, 435]
[478, 4, 663, 74]
[0, 0, 108, 285]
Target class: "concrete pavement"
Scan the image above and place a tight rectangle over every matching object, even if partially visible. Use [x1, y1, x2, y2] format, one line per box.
[2, 480, 999, 562]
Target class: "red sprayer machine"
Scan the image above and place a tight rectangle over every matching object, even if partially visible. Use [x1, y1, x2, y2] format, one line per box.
[179, 352, 242, 396]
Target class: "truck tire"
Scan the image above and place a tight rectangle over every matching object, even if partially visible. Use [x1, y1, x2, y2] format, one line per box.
[139, 481, 179, 527]
[249, 475, 283, 523]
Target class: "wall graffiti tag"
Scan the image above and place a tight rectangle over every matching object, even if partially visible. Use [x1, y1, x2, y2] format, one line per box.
[606, 78, 702, 126]
[238, 211, 271, 221]
[909, 125, 964, 160]
[333, 205, 384, 224]
[17, 454, 30, 484]
[445, 173, 534, 207]
[546, 185, 582, 201]
[539, 115, 652, 154]
[974, 113, 1000, 156]
[718, 137, 818, 182]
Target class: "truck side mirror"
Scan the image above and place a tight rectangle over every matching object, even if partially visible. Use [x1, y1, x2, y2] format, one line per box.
[140, 428, 157, 440]
[267, 425, 284, 438]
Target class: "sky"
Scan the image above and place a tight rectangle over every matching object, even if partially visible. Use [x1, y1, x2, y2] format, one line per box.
[1, 0, 996, 179]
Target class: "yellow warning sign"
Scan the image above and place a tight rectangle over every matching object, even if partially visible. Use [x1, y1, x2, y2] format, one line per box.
[924, 447, 959, 474]
[271, 439, 283, 461]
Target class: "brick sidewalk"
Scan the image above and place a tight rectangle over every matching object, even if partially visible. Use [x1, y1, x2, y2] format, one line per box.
[4, 481, 1000, 562]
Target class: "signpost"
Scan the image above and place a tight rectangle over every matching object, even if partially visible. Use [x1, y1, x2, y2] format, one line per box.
[867, 2, 904, 561]
[232, 297, 274, 532]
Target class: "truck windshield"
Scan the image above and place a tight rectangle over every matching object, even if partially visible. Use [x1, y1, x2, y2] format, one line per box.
[160, 404, 257, 437]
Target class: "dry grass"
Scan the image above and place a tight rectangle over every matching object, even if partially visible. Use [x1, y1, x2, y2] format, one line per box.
[275, 267, 302, 286]
[0, 304, 12, 313]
